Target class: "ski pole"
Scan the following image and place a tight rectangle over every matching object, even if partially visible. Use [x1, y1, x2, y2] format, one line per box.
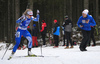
[1, 43, 10, 60]
[40, 43, 42, 56]
[36, 10, 43, 57]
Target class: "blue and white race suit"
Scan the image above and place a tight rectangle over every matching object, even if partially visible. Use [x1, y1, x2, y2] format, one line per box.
[13, 14, 39, 52]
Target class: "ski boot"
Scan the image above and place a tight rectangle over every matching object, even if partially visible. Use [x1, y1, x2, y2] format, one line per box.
[28, 51, 37, 57]
[28, 48, 37, 57]
[8, 51, 15, 60]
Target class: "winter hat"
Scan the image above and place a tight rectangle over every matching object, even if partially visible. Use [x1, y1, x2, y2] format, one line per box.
[54, 20, 57, 23]
[42, 20, 45, 23]
[33, 24, 36, 27]
[82, 9, 89, 15]
[65, 15, 68, 18]
[27, 11, 33, 15]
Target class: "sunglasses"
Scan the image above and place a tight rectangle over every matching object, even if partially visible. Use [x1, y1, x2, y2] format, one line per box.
[29, 15, 33, 16]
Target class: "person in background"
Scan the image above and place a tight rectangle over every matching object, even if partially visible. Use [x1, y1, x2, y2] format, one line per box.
[63, 15, 73, 49]
[62, 21, 65, 46]
[53, 20, 60, 48]
[27, 26, 31, 34]
[77, 9, 96, 51]
[88, 26, 96, 46]
[17, 35, 26, 50]
[32, 24, 38, 47]
[40, 20, 47, 47]
[87, 15, 96, 46]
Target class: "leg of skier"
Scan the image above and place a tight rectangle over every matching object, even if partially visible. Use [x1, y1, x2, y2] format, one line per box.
[23, 30, 34, 56]
[8, 29, 22, 60]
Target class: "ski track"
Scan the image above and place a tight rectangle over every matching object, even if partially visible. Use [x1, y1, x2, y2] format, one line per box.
[0, 45, 100, 64]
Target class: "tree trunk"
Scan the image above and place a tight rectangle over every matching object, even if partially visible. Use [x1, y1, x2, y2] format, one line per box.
[7, 0, 11, 42]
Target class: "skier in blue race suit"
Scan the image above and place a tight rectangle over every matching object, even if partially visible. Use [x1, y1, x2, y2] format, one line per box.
[9, 9, 39, 58]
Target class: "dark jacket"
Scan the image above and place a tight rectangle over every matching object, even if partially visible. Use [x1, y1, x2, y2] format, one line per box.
[27, 28, 31, 34]
[40, 22, 47, 34]
[32, 27, 38, 36]
[53, 22, 60, 35]
[63, 18, 73, 32]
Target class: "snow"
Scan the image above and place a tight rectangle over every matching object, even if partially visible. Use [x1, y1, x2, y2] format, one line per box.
[0, 43, 100, 64]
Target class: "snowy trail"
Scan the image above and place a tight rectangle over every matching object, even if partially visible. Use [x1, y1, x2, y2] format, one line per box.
[0, 46, 100, 64]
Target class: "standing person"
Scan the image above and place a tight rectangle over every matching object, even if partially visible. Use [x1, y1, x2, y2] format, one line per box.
[62, 22, 65, 46]
[63, 15, 73, 49]
[88, 26, 96, 46]
[32, 24, 38, 47]
[77, 9, 96, 51]
[53, 20, 60, 48]
[8, 9, 39, 59]
[40, 20, 47, 46]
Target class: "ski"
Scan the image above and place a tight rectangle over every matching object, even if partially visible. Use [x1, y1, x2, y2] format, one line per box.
[24, 54, 44, 57]
[7, 55, 43, 60]
[8, 55, 59, 60]
[18, 55, 59, 58]
[21, 54, 44, 57]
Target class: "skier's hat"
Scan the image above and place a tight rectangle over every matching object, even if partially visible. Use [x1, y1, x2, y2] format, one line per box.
[33, 24, 36, 27]
[54, 20, 57, 23]
[42, 20, 45, 23]
[27, 11, 33, 15]
[82, 9, 89, 15]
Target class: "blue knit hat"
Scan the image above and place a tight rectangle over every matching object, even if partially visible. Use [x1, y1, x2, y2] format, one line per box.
[33, 24, 36, 27]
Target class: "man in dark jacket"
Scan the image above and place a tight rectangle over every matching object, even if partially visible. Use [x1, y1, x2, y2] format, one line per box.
[32, 24, 38, 47]
[63, 15, 73, 49]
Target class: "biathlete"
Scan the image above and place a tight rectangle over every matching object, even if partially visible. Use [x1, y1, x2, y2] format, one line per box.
[9, 9, 39, 59]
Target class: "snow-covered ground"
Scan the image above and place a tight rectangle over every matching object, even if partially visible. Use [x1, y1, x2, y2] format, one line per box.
[0, 43, 100, 64]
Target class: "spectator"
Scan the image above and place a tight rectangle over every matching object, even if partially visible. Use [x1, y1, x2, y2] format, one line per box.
[40, 20, 47, 46]
[53, 20, 60, 48]
[77, 9, 96, 51]
[32, 24, 38, 47]
[63, 15, 73, 49]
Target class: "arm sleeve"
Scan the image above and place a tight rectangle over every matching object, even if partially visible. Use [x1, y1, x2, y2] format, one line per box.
[77, 17, 82, 28]
[32, 14, 40, 22]
[90, 17, 96, 26]
[16, 19, 21, 23]
[40, 25, 44, 32]
[16, 15, 25, 23]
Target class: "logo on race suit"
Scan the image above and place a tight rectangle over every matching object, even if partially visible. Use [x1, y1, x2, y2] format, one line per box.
[82, 20, 86, 23]
[82, 19, 90, 23]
